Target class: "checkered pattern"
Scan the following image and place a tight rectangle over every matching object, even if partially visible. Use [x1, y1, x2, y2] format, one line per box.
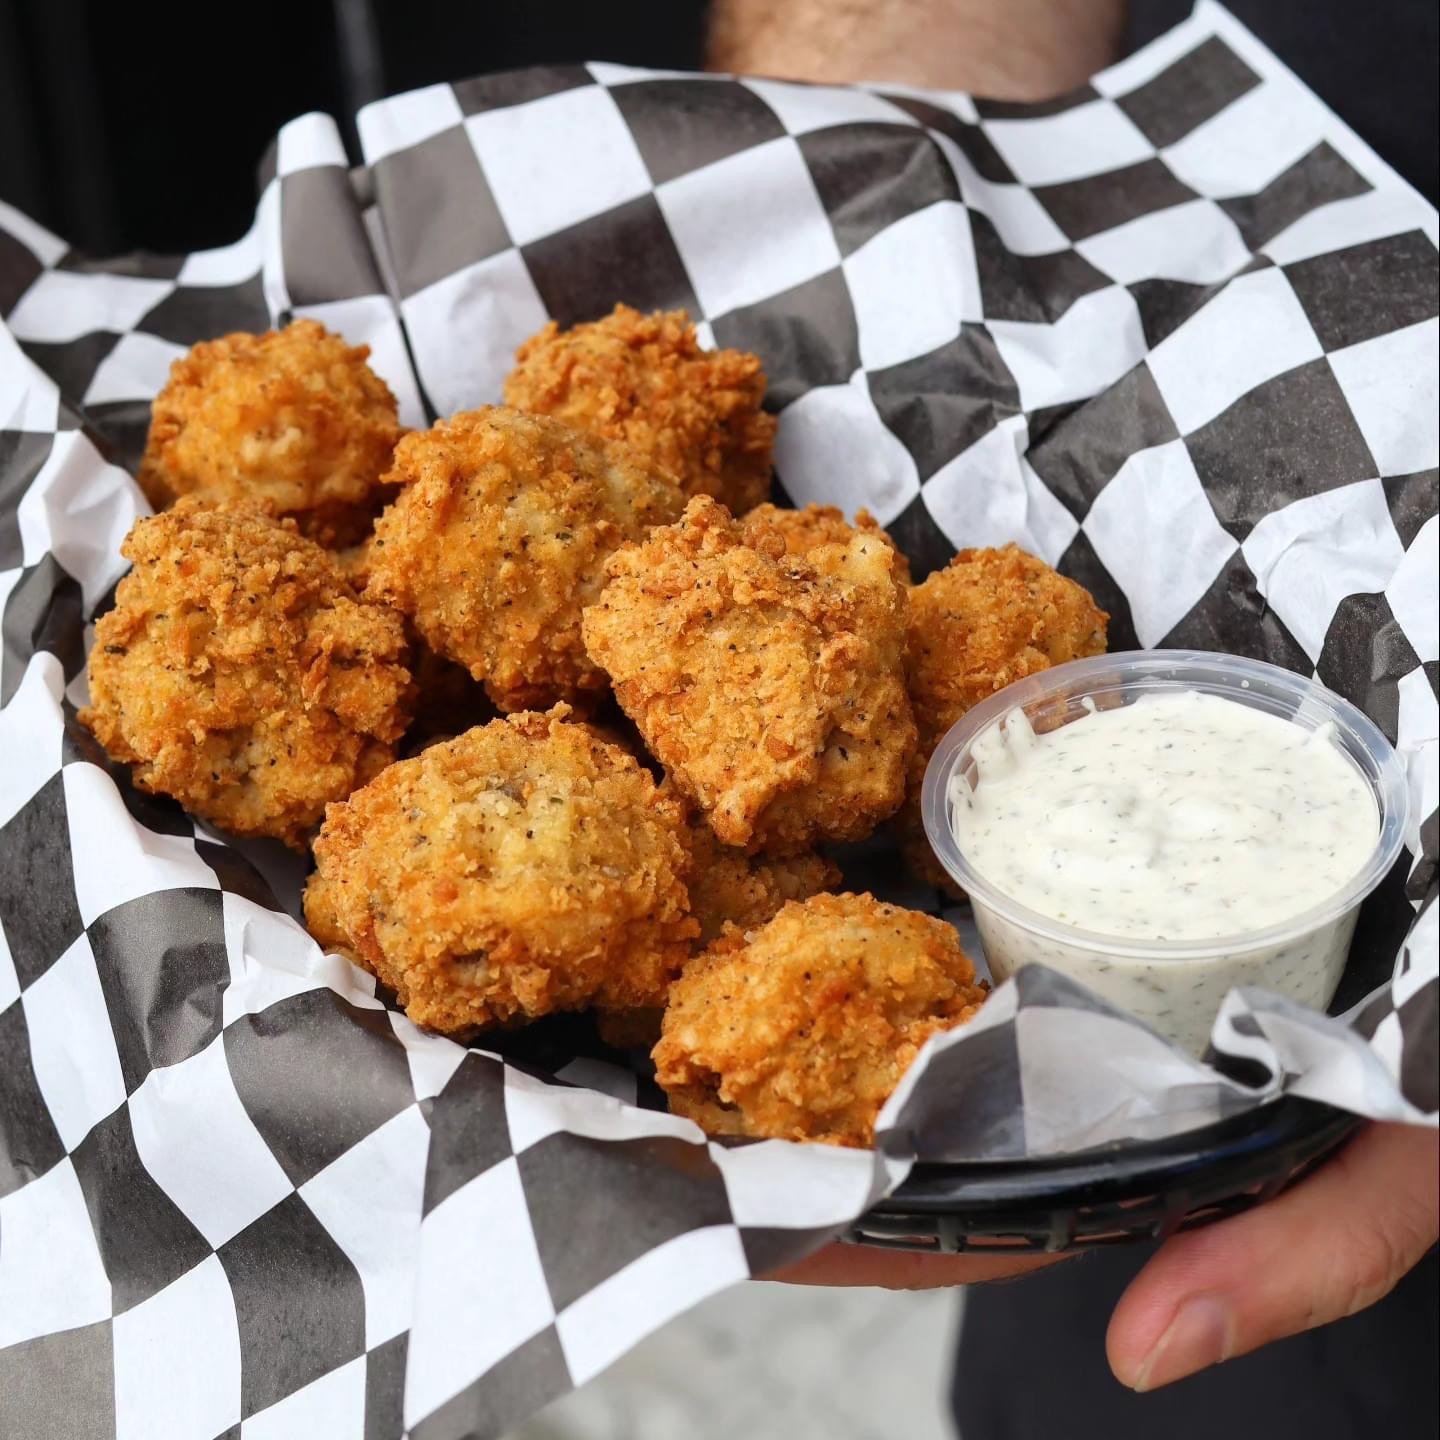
[0, 4, 1436, 1436]
[0, 669, 897, 1437]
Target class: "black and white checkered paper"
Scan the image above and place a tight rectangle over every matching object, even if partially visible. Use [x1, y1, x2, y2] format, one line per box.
[1, 5, 1436, 1436]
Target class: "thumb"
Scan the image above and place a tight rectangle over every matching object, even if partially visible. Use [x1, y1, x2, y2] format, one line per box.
[1106, 1122, 1439, 1392]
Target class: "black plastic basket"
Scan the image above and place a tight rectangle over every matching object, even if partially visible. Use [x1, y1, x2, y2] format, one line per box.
[848, 1097, 1360, 1253]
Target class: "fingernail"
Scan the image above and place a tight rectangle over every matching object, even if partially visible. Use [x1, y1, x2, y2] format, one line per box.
[1131, 1295, 1234, 1392]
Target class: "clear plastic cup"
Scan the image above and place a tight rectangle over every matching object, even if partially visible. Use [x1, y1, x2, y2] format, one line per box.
[921, 650, 1410, 1055]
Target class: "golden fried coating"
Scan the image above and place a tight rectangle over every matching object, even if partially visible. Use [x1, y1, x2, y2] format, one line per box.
[900, 544, 1108, 886]
[80, 498, 413, 849]
[654, 893, 987, 1147]
[303, 710, 697, 1033]
[505, 304, 776, 515]
[365, 407, 684, 713]
[584, 497, 915, 855]
[138, 320, 401, 545]
[594, 806, 838, 1052]
[739, 503, 911, 581]
[681, 810, 841, 945]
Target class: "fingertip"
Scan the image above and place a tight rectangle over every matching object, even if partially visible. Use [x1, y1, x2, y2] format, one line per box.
[1125, 1293, 1234, 1392]
[1107, 1124, 1439, 1389]
[1105, 1224, 1223, 1384]
[1105, 1286, 1167, 1388]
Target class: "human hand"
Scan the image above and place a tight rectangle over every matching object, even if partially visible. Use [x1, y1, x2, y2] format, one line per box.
[1105, 1121, 1438, 1390]
[769, 1122, 1438, 1392]
[707, 0, 1123, 97]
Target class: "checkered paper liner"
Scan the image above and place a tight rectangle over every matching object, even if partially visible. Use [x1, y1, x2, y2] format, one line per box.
[0, 5, 1436, 1436]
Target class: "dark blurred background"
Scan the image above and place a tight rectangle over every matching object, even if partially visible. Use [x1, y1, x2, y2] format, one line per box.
[0, 0, 706, 254]
[1, 0, 1434, 257]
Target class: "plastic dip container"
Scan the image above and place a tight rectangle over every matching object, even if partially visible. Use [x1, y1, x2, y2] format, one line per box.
[921, 650, 1409, 1055]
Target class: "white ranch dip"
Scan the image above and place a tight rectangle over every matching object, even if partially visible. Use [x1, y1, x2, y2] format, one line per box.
[952, 691, 1378, 940]
[948, 690, 1380, 1052]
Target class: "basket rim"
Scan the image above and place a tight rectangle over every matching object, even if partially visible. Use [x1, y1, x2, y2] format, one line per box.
[874, 1096, 1361, 1216]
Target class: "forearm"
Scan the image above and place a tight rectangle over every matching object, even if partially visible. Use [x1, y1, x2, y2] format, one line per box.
[707, 0, 1126, 97]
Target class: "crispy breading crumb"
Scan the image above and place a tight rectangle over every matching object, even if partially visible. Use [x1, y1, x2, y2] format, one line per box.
[505, 304, 776, 515]
[739, 502, 911, 581]
[79, 497, 413, 849]
[654, 892, 987, 1147]
[583, 497, 915, 855]
[595, 797, 840, 1052]
[138, 320, 401, 545]
[365, 406, 684, 713]
[303, 711, 697, 1034]
[680, 807, 841, 945]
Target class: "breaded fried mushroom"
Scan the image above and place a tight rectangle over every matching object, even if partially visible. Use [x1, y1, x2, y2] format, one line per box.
[138, 319, 401, 546]
[365, 406, 684, 713]
[899, 544, 1108, 887]
[505, 304, 775, 515]
[681, 808, 841, 946]
[739, 502, 910, 581]
[596, 806, 839, 1052]
[79, 497, 413, 849]
[303, 711, 697, 1033]
[654, 893, 987, 1147]
[583, 496, 915, 855]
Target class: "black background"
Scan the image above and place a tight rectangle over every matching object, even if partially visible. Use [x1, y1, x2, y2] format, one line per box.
[1, 1, 1434, 258]
[0, 0, 706, 254]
